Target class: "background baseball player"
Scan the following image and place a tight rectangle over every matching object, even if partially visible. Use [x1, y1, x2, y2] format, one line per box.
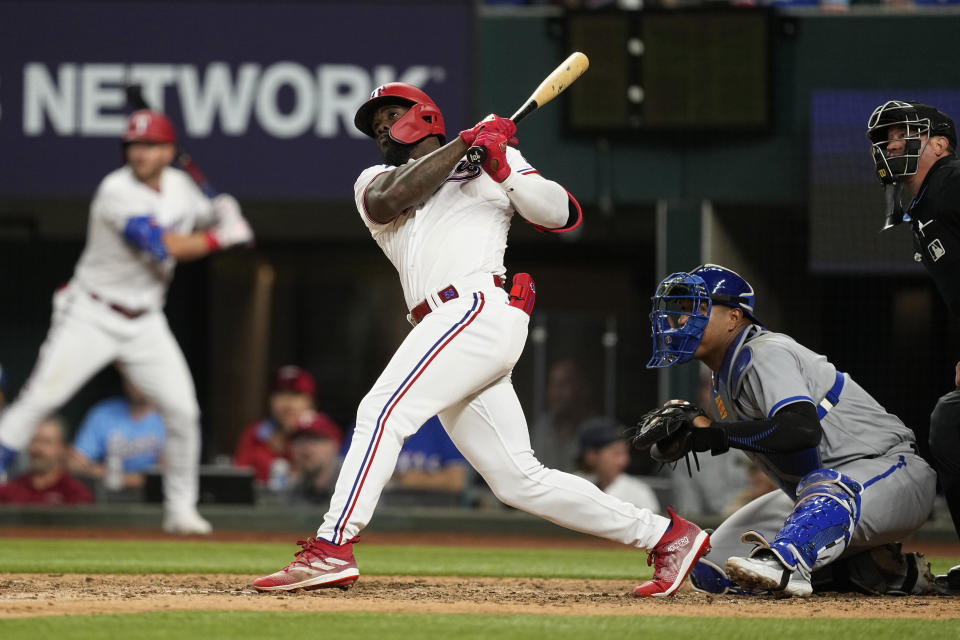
[0, 110, 253, 534]
[251, 82, 710, 597]
[636, 264, 937, 596]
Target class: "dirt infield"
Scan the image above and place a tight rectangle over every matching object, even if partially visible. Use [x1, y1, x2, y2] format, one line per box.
[1, 528, 959, 619]
[2, 573, 960, 620]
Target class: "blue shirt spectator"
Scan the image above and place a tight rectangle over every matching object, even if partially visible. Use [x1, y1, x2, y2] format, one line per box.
[395, 416, 466, 477]
[392, 416, 468, 494]
[72, 397, 166, 473]
[69, 377, 167, 492]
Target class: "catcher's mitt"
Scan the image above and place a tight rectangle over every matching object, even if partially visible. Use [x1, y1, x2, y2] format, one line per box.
[630, 400, 707, 474]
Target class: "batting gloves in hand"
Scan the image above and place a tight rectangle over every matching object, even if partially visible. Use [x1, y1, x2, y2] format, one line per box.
[474, 130, 516, 183]
[458, 113, 517, 147]
[205, 194, 254, 250]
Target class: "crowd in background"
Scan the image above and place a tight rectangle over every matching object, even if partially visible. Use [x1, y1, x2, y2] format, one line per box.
[0, 356, 772, 517]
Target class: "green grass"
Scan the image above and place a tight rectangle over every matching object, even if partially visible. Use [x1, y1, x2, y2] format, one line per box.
[0, 538, 649, 578]
[1, 540, 957, 638]
[0, 611, 958, 640]
[1, 537, 958, 578]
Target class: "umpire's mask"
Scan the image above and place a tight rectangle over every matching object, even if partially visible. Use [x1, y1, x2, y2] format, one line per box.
[866, 100, 929, 185]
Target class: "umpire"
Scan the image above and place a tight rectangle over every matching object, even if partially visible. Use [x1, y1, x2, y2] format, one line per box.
[868, 100, 960, 588]
[867, 100, 960, 312]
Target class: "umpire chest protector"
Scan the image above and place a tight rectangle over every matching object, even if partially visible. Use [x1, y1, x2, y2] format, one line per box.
[907, 155, 960, 314]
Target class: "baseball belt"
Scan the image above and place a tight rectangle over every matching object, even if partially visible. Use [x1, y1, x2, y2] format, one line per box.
[410, 275, 503, 325]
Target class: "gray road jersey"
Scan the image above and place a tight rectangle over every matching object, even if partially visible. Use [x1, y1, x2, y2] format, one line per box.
[712, 326, 917, 496]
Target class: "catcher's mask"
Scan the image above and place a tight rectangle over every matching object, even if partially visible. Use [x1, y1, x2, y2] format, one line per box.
[353, 82, 446, 146]
[647, 264, 760, 369]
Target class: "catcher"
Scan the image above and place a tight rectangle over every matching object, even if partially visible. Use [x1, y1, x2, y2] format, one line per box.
[635, 264, 940, 596]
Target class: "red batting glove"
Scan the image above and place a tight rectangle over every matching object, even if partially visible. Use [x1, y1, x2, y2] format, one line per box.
[458, 114, 517, 146]
[474, 130, 517, 183]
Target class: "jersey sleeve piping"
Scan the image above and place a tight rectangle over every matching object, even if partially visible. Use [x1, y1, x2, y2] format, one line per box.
[533, 190, 583, 234]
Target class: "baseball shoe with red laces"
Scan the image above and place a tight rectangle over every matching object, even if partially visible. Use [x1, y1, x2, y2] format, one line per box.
[252, 536, 359, 592]
[633, 507, 711, 597]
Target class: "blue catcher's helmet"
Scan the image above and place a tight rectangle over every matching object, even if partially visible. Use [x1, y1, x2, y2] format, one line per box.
[647, 264, 760, 369]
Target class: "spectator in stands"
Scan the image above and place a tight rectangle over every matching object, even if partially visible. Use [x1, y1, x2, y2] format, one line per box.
[390, 416, 468, 493]
[530, 358, 599, 472]
[68, 374, 166, 490]
[234, 365, 342, 488]
[577, 416, 660, 511]
[0, 416, 93, 504]
[288, 412, 344, 504]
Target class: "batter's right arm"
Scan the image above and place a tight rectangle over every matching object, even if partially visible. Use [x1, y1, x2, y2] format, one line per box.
[364, 114, 516, 223]
[364, 139, 468, 223]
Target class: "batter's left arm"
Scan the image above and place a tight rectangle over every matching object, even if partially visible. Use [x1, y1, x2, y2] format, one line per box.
[499, 171, 582, 233]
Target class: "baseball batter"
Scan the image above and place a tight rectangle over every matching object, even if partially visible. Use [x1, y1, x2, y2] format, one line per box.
[252, 83, 710, 597]
[0, 110, 253, 534]
[642, 264, 938, 596]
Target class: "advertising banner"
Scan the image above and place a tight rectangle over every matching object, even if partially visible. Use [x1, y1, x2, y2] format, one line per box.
[0, 1, 472, 199]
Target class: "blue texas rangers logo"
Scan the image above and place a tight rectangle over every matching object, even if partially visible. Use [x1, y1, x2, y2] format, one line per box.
[445, 160, 483, 183]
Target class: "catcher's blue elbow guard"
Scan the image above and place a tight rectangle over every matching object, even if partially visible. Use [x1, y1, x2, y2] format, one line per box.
[124, 215, 168, 260]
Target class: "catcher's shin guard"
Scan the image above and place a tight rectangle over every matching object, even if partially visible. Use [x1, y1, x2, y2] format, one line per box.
[745, 468, 862, 572]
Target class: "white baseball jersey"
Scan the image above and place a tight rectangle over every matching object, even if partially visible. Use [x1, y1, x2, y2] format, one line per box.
[73, 166, 214, 311]
[354, 147, 536, 310]
[315, 148, 670, 553]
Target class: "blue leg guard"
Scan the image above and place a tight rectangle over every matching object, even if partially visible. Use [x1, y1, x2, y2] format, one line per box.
[748, 468, 862, 572]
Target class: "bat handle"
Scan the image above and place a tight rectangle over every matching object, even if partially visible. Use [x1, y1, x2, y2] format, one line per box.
[466, 144, 487, 167]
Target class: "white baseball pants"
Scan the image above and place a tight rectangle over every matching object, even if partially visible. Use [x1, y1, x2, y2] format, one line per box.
[318, 279, 668, 548]
[0, 284, 201, 512]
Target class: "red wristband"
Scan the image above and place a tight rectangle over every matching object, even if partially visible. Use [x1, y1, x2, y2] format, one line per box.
[204, 231, 220, 251]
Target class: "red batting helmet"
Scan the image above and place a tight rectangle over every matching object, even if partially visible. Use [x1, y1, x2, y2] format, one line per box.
[123, 110, 176, 145]
[353, 82, 446, 145]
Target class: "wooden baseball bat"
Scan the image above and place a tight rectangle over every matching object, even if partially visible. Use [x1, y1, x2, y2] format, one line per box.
[466, 51, 590, 166]
[124, 84, 218, 198]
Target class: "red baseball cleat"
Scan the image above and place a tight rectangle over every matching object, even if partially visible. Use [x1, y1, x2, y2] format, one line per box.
[252, 536, 359, 592]
[633, 507, 711, 597]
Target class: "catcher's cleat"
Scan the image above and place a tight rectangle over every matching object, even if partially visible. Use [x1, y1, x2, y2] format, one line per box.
[633, 507, 711, 597]
[934, 564, 960, 596]
[252, 536, 359, 592]
[725, 551, 813, 597]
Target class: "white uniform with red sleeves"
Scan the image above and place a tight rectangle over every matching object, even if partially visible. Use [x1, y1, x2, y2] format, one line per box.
[0, 165, 213, 515]
[316, 147, 669, 549]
